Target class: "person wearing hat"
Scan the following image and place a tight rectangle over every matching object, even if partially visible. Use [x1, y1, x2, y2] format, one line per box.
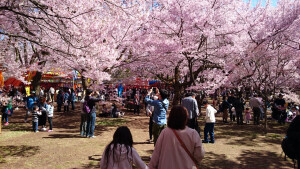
[24, 91, 38, 122]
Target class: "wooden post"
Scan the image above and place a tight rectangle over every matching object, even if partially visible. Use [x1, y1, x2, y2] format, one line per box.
[0, 115, 1, 134]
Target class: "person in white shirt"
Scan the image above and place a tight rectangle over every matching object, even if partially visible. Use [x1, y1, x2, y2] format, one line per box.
[202, 100, 217, 144]
[49, 87, 55, 103]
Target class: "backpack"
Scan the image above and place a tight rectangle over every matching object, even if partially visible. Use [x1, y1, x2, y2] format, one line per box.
[282, 136, 297, 160]
[82, 101, 91, 114]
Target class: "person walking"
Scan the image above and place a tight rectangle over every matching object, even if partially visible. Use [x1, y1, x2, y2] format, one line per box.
[144, 88, 169, 145]
[148, 105, 205, 169]
[182, 92, 200, 136]
[249, 94, 263, 125]
[202, 100, 217, 144]
[49, 87, 55, 103]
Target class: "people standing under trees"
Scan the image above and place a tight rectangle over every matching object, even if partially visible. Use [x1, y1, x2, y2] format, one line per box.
[274, 94, 287, 124]
[245, 108, 251, 124]
[39, 98, 48, 131]
[249, 94, 263, 125]
[146, 96, 158, 143]
[182, 92, 200, 136]
[144, 88, 169, 145]
[283, 115, 300, 169]
[63, 89, 70, 113]
[100, 126, 148, 169]
[202, 100, 217, 144]
[85, 89, 102, 138]
[56, 90, 64, 112]
[134, 93, 141, 115]
[233, 94, 245, 125]
[148, 106, 205, 169]
[25, 91, 38, 123]
[46, 100, 54, 132]
[49, 86, 55, 103]
[221, 96, 230, 123]
[69, 89, 76, 111]
[228, 92, 235, 122]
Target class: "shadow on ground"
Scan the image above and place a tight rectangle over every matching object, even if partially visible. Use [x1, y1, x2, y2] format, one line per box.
[0, 145, 40, 163]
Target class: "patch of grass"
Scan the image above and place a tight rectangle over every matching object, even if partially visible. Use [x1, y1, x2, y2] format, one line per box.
[2, 123, 29, 131]
[0, 131, 29, 142]
[96, 118, 128, 126]
[266, 133, 282, 140]
[250, 133, 258, 140]
[89, 161, 97, 165]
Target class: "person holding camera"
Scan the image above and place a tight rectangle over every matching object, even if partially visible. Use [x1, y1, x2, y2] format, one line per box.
[144, 88, 169, 145]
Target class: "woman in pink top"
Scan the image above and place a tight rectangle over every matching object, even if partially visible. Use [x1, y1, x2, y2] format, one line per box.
[100, 126, 148, 169]
[149, 106, 205, 169]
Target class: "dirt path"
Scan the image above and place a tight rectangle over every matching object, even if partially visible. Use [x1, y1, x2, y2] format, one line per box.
[0, 102, 295, 169]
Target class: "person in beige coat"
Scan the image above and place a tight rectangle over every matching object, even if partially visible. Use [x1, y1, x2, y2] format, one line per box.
[149, 106, 205, 169]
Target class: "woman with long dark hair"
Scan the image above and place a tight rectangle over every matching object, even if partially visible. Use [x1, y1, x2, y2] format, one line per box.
[100, 126, 148, 169]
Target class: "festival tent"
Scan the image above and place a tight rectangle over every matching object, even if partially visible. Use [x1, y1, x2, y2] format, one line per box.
[4, 78, 24, 87]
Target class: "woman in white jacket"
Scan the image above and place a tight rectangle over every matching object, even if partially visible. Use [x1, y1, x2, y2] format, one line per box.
[100, 126, 148, 169]
[46, 100, 54, 132]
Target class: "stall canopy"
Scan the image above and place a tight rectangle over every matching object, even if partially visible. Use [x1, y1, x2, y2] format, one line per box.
[4, 78, 24, 87]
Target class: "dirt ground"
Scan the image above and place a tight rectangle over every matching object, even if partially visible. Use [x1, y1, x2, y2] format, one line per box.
[0, 102, 295, 169]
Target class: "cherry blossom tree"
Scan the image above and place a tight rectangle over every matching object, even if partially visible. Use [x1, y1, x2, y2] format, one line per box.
[227, 0, 300, 131]
[0, 0, 148, 92]
[121, 0, 249, 105]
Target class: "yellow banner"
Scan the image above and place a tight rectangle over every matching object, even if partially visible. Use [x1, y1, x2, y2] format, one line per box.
[25, 86, 30, 96]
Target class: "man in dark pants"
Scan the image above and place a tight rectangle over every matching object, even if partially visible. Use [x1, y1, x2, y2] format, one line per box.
[249, 94, 263, 125]
[233, 94, 245, 125]
[228, 92, 235, 121]
[274, 94, 287, 124]
[182, 92, 200, 136]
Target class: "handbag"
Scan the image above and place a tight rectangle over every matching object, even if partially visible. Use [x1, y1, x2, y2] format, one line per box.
[171, 129, 199, 169]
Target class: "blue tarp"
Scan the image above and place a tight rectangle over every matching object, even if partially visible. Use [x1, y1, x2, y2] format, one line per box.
[149, 81, 159, 85]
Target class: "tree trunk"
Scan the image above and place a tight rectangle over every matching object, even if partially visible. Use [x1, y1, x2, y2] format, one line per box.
[32, 71, 42, 96]
[263, 95, 268, 134]
[172, 66, 182, 105]
[81, 75, 89, 99]
[173, 85, 183, 106]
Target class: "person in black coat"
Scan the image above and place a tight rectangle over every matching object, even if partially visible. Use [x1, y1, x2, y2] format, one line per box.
[287, 115, 300, 169]
[56, 90, 64, 112]
[233, 94, 245, 125]
[227, 92, 236, 121]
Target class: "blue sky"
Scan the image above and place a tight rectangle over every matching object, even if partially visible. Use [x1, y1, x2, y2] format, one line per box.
[245, 0, 278, 6]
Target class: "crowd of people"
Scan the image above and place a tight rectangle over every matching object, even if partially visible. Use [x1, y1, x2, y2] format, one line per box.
[1, 85, 300, 168]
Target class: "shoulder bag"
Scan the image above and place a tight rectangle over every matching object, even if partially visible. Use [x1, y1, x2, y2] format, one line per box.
[171, 129, 199, 169]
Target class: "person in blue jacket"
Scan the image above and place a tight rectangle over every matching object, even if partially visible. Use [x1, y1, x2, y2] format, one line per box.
[25, 91, 38, 122]
[69, 89, 76, 111]
[63, 89, 70, 113]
